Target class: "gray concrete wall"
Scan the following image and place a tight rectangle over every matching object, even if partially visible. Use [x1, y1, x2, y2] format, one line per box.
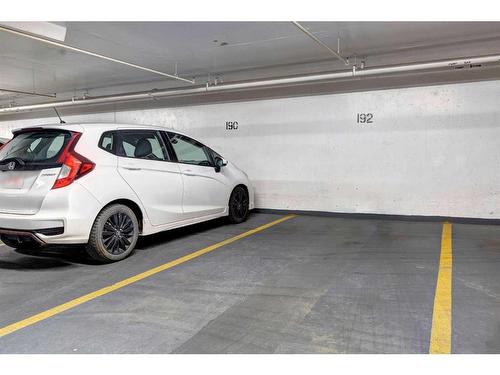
[2, 79, 500, 219]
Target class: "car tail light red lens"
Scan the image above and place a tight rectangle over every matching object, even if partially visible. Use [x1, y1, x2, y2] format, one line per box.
[52, 132, 95, 189]
[0, 139, 11, 150]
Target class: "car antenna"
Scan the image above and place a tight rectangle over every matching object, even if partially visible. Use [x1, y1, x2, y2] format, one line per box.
[53, 107, 66, 124]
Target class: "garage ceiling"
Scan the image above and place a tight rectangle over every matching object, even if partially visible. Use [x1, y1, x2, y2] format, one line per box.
[1, 21, 500, 108]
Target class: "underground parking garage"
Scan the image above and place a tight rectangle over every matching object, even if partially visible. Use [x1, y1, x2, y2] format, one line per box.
[1, 12, 500, 363]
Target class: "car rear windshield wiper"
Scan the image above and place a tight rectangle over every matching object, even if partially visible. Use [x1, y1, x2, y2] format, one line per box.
[0, 157, 61, 171]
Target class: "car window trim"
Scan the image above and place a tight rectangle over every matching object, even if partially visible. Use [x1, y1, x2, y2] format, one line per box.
[160, 131, 178, 163]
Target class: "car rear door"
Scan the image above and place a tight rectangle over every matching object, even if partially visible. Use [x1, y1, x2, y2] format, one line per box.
[114, 129, 184, 226]
[165, 131, 229, 220]
[0, 129, 72, 215]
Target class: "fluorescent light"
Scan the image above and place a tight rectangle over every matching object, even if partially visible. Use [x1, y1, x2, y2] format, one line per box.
[0, 22, 66, 41]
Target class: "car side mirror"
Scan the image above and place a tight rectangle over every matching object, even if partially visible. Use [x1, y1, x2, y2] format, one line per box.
[214, 156, 227, 173]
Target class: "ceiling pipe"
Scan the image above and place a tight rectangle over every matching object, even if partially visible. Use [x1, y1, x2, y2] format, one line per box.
[0, 25, 195, 85]
[1, 53, 500, 115]
[0, 22, 67, 42]
[292, 21, 349, 66]
[0, 88, 56, 98]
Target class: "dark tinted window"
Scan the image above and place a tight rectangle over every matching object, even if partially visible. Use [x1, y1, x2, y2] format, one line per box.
[0, 130, 71, 164]
[99, 131, 115, 154]
[116, 130, 169, 161]
[167, 132, 212, 166]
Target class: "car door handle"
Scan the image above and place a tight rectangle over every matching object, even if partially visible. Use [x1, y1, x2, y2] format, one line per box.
[183, 170, 196, 176]
[123, 166, 141, 171]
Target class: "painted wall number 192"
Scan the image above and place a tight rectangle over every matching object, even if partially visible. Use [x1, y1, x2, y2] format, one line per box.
[357, 113, 374, 124]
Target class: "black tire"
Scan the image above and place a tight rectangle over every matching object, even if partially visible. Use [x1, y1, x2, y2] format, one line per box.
[228, 186, 249, 224]
[0, 235, 41, 251]
[86, 204, 139, 263]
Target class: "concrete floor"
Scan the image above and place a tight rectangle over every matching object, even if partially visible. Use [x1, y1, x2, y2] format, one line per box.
[0, 213, 498, 353]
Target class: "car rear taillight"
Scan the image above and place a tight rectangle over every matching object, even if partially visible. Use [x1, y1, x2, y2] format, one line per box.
[52, 132, 95, 189]
[0, 139, 11, 150]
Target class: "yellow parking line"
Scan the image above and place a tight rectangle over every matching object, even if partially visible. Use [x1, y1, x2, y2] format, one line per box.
[429, 222, 453, 354]
[0, 214, 296, 338]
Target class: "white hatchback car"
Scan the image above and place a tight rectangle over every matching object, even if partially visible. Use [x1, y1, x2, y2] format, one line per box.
[0, 123, 254, 262]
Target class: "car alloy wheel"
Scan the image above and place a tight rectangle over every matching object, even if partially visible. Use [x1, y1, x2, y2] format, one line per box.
[229, 186, 249, 223]
[102, 212, 135, 255]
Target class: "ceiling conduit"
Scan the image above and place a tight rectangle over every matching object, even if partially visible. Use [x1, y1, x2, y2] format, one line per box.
[1, 54, 500, 115]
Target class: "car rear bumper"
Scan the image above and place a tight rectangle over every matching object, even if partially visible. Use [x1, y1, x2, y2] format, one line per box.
[0, 228, 59, 245]
[0, 182, 102, 245]
[0, 222, 65, 245]
[0, 218, 63, 231]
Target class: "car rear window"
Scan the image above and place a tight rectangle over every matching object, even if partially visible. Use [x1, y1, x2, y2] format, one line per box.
[0, 130, 72, 164]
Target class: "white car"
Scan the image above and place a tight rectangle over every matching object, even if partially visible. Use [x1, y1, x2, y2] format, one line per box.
[0, 123, 254, 262]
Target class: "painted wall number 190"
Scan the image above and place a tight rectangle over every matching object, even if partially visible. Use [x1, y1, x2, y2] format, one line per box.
[226, 121, 239, 130]
[357, 113, 374, 124]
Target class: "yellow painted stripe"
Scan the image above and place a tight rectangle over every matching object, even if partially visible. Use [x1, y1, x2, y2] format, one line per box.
[429, 222, 453, 354]
[0, 214, 296, 338]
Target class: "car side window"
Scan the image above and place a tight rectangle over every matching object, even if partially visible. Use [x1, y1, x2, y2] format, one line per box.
[116, 130, 169, 161]
[167, 132, 212, 167]
[99, 131, 115, 154]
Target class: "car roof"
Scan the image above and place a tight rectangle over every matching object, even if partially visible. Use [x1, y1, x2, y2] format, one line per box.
[10, 123, 218, 152]
[12, 122, 188, 136]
